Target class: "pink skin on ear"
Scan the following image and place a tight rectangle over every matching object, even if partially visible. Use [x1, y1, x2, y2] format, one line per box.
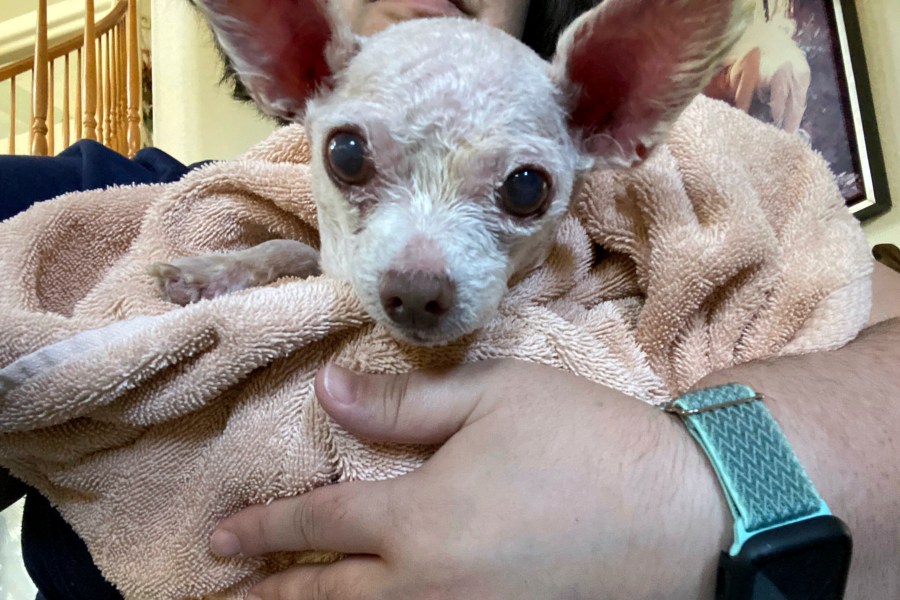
[566, 37, 651, 161]
[198, 0, 338, 120]
[558, 0, 750, 167]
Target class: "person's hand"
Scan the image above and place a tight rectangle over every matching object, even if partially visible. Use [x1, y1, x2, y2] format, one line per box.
[210, 360, 728, 599]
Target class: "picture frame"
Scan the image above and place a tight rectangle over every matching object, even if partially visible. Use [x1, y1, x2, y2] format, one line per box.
[703, 0, 892, 221]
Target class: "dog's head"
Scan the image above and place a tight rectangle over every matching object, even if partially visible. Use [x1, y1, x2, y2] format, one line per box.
[196, 0, 749, 345]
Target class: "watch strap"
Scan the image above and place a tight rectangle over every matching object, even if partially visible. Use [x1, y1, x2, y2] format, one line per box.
[666, 383, 831, 555]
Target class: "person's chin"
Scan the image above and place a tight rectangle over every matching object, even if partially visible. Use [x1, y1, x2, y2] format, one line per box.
[360, 0, 468, 33]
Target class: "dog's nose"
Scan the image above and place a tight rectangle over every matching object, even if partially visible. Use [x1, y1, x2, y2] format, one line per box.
[379, 269, 455, 330]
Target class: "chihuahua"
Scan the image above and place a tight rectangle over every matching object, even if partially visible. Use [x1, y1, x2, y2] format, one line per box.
[150, 0, 750, 345]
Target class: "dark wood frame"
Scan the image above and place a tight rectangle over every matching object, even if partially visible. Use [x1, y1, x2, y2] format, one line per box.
[825, 0, 891, 220]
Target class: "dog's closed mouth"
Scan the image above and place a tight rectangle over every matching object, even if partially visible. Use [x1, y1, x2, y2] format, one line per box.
[396, 329, 453, 346]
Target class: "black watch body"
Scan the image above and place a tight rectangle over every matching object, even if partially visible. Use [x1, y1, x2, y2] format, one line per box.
[716, 515, 852, 600]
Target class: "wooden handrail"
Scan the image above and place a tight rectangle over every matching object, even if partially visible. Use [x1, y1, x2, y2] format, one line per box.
[0, 2, 128, 83]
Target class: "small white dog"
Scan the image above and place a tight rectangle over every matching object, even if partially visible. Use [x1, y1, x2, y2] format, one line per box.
[150, 0, 750, 345]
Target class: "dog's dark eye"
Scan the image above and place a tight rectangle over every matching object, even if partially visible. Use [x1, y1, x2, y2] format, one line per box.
[498, 167, 551, 218]
[325, 130, 374, 185]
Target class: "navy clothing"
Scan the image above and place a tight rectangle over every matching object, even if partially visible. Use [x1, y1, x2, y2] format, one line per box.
[0, 140, 202, 599]
[20, 490, 123, 600]
[0, 139, 195, 221]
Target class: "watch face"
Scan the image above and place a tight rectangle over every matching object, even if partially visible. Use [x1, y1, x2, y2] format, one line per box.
[717, 516, 852, 600]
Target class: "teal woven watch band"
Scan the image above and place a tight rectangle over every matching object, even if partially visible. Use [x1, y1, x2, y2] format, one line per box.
[666, 383, 831, 556]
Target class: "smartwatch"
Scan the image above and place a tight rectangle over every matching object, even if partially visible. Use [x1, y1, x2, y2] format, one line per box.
[665, 383, 852, 600]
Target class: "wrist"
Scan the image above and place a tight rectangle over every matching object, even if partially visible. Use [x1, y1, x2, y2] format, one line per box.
[671, 382, 857, 599]
[675, 324, 900, 599]
[597, 395, 730, 598]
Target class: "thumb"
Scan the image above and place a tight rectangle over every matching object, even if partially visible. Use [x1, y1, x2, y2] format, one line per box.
[314, 361, 504, 445]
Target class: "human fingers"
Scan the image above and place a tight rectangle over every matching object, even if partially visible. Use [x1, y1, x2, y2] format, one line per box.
[313, 360, 513, 445]
[210, 481, 392, 557]
[246, 557, 387, 600]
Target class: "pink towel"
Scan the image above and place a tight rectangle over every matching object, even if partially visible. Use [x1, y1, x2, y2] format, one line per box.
[0, 97, 871, 599]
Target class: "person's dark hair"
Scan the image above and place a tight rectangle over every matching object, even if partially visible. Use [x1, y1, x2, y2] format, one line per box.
[522, 0, 602, 59]
[189, 0, 602, 110]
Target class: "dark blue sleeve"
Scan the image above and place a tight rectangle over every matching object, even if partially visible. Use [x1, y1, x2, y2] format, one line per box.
[0, 139, 201, 221]
[0, 467, 30, 511]
[1, 140, 207, 600]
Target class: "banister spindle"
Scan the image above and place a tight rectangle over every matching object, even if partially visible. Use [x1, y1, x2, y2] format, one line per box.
[76, 47, 83, 140]
[103, 32, 112, 148]
[31, 0, 49, 155]
[82, 0, 98, 140]
[9, 77, 16, 154]
[63, 53, 71, 148]
[48, 58, 55, 154]
[126, 0, 141, 157]
[95, 36, 104, 144]
[117, 22, 127, 151]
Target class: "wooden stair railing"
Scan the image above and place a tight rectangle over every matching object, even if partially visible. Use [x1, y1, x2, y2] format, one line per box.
[0, 0, 142, 157]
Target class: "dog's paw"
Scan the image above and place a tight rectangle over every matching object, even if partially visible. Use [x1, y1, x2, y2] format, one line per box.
[148, 240, 321, 305]
[147, 256, 255, 305]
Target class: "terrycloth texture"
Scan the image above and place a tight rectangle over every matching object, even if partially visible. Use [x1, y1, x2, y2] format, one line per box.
[0, 97, 871, 599]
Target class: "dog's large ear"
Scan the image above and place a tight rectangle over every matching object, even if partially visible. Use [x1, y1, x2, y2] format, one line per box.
[195, 0, 358, 121]
[552, 0, 752, 168]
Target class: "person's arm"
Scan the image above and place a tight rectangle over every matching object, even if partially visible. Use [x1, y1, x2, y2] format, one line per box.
[210, 272, 900, 599]
[867, 261, 900, 327]
[695, 320, 900, 599]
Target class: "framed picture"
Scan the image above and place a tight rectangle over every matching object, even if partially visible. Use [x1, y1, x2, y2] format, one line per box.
[703, 0, 891, 221]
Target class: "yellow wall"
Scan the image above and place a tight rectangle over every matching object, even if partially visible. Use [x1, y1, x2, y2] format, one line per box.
[0, 0, 70, 24]
[857, 0, 900, 247]
[150, 0, 276, 164]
